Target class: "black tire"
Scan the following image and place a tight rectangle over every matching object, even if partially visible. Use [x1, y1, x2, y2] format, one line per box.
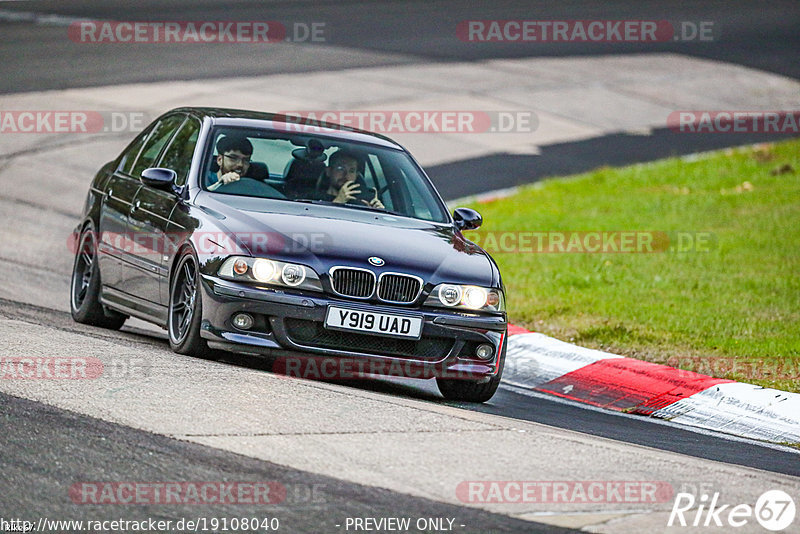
[70, 227, 127, 330]
[437, 335, 507, 403]
[168, 248, 211, 358]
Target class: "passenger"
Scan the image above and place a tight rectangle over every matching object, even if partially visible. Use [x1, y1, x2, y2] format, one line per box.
[314, 150, 384, 209]
[207, 135, 253, 191]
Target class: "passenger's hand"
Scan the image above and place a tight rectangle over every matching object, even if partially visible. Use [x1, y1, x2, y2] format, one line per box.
[333, 181, 360, 203]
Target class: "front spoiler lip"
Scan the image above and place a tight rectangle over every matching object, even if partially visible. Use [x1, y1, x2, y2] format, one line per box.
[201, 277, 506, 374]
[203, 336, 498, 382]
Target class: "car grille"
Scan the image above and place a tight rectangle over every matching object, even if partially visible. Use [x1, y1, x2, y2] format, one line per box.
[330, 268, 375, 299]
[284, 318, 453, 361]
[330, 268, 423, 303]
[378, 273, 422, 303]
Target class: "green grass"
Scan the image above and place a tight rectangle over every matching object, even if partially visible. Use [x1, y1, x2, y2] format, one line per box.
[461, 140, 800, 392]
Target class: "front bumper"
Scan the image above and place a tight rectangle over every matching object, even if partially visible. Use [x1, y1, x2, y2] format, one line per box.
[199, 276, 507, 381]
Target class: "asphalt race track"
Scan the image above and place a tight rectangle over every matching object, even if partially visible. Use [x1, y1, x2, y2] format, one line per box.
[2, 1, 800, 197]
[1, 391, 563, 534]
[1, 1, 799, 532]
[2, 0, 799, 89]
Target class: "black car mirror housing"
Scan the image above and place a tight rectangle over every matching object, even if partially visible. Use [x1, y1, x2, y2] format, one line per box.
[141, 167, 177, 190]
[453, 207, 483, 231]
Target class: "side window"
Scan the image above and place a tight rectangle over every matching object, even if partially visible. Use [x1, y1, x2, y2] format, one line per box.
[118, 127, 154, 175]
[157, 118, 200, 186]
[130, 115, 186, 178]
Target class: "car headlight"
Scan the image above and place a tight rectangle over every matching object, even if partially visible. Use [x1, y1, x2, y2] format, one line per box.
[424, 284, 504, 312]
[218, 256, 322, 292]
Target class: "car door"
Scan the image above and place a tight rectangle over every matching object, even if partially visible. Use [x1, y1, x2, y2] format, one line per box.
[107, 113, 185, 311]
[127, 116, 201, 310]
[97, 124, 154, 290]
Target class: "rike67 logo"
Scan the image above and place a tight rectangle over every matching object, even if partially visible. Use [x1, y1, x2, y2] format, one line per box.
[668, 489, 796, 531]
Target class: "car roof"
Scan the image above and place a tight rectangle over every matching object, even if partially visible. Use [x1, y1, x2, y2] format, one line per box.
[171, 107, 404, 150]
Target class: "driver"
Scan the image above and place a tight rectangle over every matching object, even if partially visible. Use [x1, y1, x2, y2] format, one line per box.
[207, 135, 253, 191]
[315, 150, 384, 209]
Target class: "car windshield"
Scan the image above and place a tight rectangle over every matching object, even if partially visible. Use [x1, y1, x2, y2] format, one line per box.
[202, 126, 449, 223]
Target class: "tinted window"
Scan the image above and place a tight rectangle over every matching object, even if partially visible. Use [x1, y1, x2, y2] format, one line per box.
[205, 127, 448, 223]
[131, 115, 185, 178]
[158, 118, 200, 186]
[118, 127, 153, 175]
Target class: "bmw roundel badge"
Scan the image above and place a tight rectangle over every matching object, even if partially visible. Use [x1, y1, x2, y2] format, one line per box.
[368, 256, 385, 267]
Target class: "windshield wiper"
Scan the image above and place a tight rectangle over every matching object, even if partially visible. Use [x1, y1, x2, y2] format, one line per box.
[336, 202, 406, 217]
[292, 198, 405, 217]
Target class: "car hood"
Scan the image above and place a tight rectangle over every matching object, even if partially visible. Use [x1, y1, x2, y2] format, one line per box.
[201, 195, 496, 287]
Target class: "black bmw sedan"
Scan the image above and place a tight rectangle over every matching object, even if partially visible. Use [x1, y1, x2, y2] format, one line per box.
[70, 107, 507, 402]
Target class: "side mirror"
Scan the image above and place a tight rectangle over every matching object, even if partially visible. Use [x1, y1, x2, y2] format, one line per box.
[453, 207, 483, 231]
[141, 167, 177, 190]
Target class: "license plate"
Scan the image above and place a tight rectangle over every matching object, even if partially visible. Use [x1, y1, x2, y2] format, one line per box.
[325, 306, 423, 339]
